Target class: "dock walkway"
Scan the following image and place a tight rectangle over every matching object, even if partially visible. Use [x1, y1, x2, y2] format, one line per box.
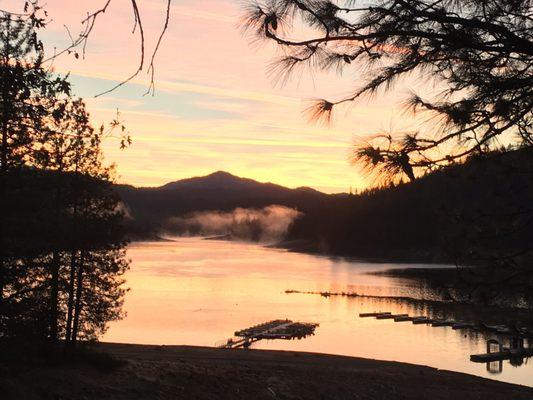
[359, 311, 533, 364]
[218, 319, 319, 349]
[470, 348, 533, 362]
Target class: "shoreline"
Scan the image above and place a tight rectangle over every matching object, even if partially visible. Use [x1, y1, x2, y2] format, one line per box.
[130, 235, 451, 265]
[3, 342, 533, 399]
[273, 238, 451, 264]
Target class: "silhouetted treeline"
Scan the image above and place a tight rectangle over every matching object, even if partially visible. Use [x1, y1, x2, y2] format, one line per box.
[2, 169, 128, 344]
[288, 148, 533, 269]
[0, 12, 128, 348]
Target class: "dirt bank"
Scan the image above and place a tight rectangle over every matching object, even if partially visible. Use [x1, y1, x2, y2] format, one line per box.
[2, 343, 533, 400]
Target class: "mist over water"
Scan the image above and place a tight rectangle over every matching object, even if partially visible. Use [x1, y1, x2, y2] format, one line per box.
[163, 205, 302, 243]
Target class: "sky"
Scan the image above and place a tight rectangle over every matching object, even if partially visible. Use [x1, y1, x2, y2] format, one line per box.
[6, 0, 428, 193]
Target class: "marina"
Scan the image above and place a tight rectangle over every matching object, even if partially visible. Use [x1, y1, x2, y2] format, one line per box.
[360, 311, 533, 365]
[359, 311, 533, 335]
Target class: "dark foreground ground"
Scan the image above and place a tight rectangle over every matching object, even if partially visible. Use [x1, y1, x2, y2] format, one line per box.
[2, 343, 533, 400]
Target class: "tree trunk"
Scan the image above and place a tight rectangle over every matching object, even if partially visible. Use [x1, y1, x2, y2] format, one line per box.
[0, 132, 6, 316]
[65, 176, 79, 349]
[49, 250, 60, 342]
[71, 251, 85, 347]
[0, 255, 4, 319]
[0, 51, 9, 318]
[49, 173, 64, 342]
[1, 113, 6, 171]
[64, 249, 77, 347]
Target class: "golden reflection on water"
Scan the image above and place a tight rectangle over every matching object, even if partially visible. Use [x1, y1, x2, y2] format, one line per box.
[104, 239, 533, 387]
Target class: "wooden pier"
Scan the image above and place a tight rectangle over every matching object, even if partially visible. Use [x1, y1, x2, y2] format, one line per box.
[358, 312, 533, 336]
[218, 319, 319, 349]
[359, 311, 533, 365]
[376, 313, 408, 320]
[471, 337, 533, 363]
[394, 315, 415, 322]
[412, 317, 433, 324]
[452, 322, 475, 330]
[359, 312, 391, 318]
[431, 320, 456, 327]
[470, 348, 533, 362]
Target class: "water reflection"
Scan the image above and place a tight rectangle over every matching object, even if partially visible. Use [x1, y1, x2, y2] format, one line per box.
[104, 239, 533, 387]
[488, 360, 503, 374]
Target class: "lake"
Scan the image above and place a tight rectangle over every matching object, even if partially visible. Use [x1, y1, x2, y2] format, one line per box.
[104, 238, 532, 387]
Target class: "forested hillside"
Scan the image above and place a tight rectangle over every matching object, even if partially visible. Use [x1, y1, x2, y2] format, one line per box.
[115, 171, 328, 238]
[117, 149, 533, 265]
[287, 148, 533, 262]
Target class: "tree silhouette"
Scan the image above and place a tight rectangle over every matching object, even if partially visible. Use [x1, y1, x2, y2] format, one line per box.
[241, 0, 533, 297]
[0, 9, 130, 346]
[241, 0, 532, 182]
[0, 0, 172, 96]
[0, 13, 70, 324]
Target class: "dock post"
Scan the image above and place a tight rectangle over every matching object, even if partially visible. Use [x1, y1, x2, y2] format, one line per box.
[486, 361, 503, 374]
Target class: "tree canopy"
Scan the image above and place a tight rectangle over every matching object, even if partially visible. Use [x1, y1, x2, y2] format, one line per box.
[0, 9, 129, 347]
[0, 0, 171, 95]
[242, 0, 532, 182]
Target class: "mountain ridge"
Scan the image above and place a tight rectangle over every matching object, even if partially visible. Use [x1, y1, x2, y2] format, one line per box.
[117, 170, 327, 195]
[115, 171, 330, 239]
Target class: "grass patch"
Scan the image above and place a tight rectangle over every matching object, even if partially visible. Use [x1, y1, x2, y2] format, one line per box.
[0, 339, 126, 372]
[69, 345, 126, 372]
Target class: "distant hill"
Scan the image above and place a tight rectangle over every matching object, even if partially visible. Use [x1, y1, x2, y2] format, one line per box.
[160, 171, 317, 192]
[116, 149, 533, 263]
[115, 171, 328, 237]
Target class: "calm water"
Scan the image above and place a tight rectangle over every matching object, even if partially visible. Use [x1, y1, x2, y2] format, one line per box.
[104, 239, 533, 387]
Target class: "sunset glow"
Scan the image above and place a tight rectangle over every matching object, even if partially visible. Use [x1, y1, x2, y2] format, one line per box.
[23, 0, 427, 192]
[2, 1, 533, 396]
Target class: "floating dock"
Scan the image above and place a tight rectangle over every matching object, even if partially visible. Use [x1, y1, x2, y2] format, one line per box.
[358, 311, 533, 336]
[359, 311, 533, 364]
[376, 313, 408, 320]
[394, 315, 415, 322]
[471, 337, 533, 363]
[413, 317, 433, 324]
[452, 322, 475, 330]
[359, 312, 391, 318]
[470, 348, 533, 362]
[431, 320, 456, 327]
[218, 319, 319, 349]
